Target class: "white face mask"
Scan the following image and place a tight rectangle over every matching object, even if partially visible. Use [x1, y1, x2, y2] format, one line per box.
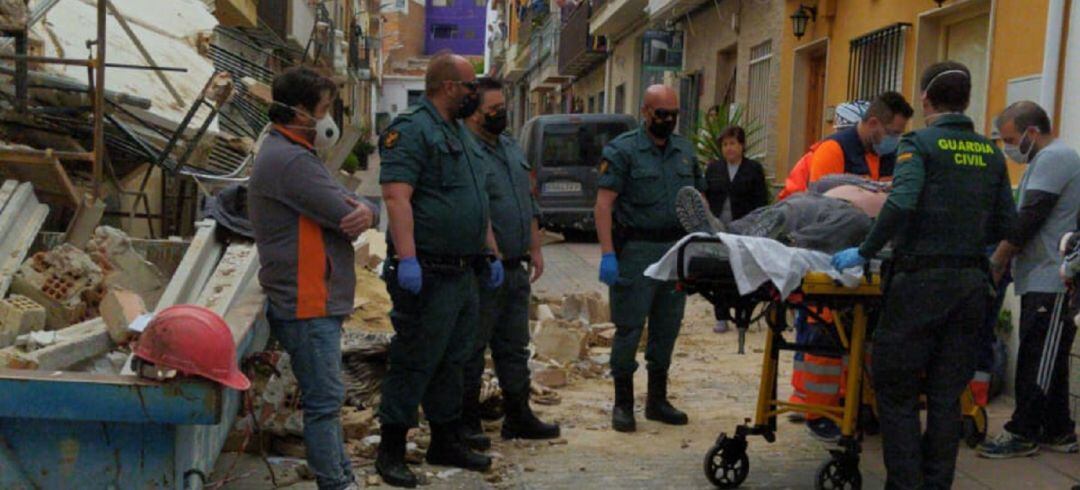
[1003, 128, 1036, 164]
[276, 102, 341, 151]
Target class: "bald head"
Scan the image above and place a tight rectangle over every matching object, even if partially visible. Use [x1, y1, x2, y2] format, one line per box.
[642, 84, 679, 141]
[643, 85, 678, 111]
[426, 52, 475, 96]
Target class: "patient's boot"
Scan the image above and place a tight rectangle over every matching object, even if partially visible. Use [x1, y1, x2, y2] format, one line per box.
[675, 186, 725, 235]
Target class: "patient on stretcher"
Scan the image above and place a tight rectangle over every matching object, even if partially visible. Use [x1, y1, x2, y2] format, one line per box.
[675, 175, 889, 254]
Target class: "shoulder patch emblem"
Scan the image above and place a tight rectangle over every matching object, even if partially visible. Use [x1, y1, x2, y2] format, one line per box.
[382, 130, 400, 150]
[897, 152, 913, 163]
[599, 159, 609, 175]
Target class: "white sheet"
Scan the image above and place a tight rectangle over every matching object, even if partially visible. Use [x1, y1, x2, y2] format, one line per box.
[643, 232, 864, 297]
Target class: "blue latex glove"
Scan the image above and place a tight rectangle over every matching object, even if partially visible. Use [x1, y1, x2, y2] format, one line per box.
[831, 247, 867, 273]
[397, 256, 422, 294]
[599, 253, 619, 286]
[487, 259, 505, 289]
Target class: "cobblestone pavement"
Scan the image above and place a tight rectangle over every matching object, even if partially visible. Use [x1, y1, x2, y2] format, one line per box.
[215, 241, 1080, 490]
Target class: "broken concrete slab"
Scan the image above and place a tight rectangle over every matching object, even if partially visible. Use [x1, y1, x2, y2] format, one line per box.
[195, 242, 258, 320]
[1, 318, 110, 370]
[588, 323, 616, 348]
[535, 304, 555, 322]
[0, 295, 46, 348]
[63, 195, 106, 248]
[100, 288, 147, 344]
[0, 181, 49, 298]
[86, 226, 167, 308]
[155, 220, 223, 310]
[558, 292, 608, 324]
[341, 406, 376, 440]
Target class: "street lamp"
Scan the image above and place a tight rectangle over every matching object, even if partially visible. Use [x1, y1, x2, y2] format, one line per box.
[790, 4, 817, 40]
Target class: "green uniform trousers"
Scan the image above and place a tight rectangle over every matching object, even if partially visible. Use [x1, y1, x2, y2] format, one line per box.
[380, 262, 479, 428]
[609, 240, 687, 378]
[463, 264, 532, 402]
[873, 268, 986, 490]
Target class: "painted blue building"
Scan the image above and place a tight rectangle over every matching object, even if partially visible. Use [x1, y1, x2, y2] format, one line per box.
[424, 0, 487, 56]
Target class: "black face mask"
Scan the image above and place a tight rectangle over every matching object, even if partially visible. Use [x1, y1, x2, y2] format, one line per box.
[647, 115, 677, 139]
[456, 90, 480, 119]
[481, 108, 509, 135]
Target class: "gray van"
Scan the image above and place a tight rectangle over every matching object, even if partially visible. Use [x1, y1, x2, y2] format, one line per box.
[520, 114, 637, 234]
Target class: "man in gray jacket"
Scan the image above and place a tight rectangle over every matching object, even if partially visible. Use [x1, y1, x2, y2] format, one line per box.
[249, 66, 379, 490]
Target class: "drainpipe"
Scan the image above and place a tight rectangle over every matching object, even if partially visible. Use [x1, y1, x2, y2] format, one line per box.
[1039, 0, 1066, 118]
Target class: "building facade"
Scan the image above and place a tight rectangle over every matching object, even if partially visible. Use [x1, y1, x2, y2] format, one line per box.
[425, 0, 487, 55]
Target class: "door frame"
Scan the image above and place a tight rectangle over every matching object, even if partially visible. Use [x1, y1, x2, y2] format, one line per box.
[786, 37, 830, 177]
[913, 0, 995, 131]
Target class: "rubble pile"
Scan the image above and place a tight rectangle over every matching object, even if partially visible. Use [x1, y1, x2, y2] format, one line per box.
[527, 291, 614, 392]
[11, 244, 107, 329]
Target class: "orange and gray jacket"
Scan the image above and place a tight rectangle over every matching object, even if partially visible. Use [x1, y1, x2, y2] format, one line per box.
[249, 127, 379, 320]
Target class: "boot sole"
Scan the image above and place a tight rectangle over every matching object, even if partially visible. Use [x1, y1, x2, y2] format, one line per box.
[376, 465, 419, 488]
[675, 186, 723, 235]
[975, 446, 1039, 459]
[425, 456, 492, 472]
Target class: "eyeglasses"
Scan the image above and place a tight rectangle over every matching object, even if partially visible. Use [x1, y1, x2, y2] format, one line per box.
[450, 80, 478, 91]
[653, 108, 679, 119]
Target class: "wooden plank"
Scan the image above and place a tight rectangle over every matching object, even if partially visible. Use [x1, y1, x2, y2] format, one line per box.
[0, 150, 80, 207]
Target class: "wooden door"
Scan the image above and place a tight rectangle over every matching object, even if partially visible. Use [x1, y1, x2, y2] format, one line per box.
[804, 53, 827, 146]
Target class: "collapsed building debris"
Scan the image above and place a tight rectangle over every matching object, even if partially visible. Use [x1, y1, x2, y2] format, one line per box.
[11, 243, 106, 329]
[0, 294, 45, 347]
[85, 225, 167, 307]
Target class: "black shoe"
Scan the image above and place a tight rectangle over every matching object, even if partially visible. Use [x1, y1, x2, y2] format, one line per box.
[644, 370, 688, 425]
[460, 413, 491, 451]
[376, 425, 419, 488]
[425, 421, 492, 472]
[501, 391, 561, 440]
[612, 375, 636, 432]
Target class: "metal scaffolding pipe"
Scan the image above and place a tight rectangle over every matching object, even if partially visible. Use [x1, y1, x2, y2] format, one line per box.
[93, 0, 106, 200]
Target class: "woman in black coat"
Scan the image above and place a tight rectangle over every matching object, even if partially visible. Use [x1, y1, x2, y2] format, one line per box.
[704, 125, 768, 225]
[703, 125, 768, 333]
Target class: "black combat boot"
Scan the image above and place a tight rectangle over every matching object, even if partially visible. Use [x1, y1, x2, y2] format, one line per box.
[425, 420, 492, 471]
[375, 425, 419, 488]
[501, 391, 561, 440]
[645, 369, 688, 425]
[460, 384, 492, 450]
[612, 374, 636, 432]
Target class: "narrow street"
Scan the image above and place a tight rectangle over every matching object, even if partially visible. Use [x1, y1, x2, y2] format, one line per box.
[216, 241, 1080, 490]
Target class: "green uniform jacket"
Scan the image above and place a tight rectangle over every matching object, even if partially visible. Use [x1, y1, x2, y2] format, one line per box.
[859, 113, 1016, 258]
[379, 97, 490, 257]
[478, 133, 540, 260]
[597, 127, 705, 231]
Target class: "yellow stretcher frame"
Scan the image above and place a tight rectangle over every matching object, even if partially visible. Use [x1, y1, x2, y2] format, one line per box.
[691, 267, 989, 489]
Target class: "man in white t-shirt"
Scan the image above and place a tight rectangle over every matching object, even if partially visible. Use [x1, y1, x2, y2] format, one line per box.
[982, 101, 1080, 458]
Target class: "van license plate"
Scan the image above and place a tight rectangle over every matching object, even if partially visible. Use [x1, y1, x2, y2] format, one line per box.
[543, 181, 582, 193]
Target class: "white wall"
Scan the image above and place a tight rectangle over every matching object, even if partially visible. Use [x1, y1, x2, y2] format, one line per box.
[377, 77, 426, 119]
[290, 0, 316, 49]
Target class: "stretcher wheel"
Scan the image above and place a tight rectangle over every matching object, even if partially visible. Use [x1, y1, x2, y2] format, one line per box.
[963, 407, 988, 448]
[704, 434, 749, 488]
[814, 457, 861, 490]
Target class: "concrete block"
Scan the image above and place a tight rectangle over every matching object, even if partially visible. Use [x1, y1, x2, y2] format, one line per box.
[533, 366, 568, 388]
[0, 295, 45, 347]
[536, 304, 555, 322]
[559, 292, 609, 324]
[533, 319, 588, 364]
[341, 407, 376, 440]
[588, 322, 616, 348]
[86, 226, 167, 308]
[100, 288, 147, 344]
[0, 181, 49, 298]
[1, 318, 110, 370]
[12, 244, 105, 329]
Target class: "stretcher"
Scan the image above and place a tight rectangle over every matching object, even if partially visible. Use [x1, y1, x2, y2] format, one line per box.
[672, 236, 988, 490]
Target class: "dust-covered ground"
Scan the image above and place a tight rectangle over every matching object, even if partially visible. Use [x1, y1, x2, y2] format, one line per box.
[215, 242, 1079, 490]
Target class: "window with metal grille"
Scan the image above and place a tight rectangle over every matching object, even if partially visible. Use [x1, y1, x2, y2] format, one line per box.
[433, 24, 458, 39]
[747, 40, 772, 157]
[847, 23, 910, 101]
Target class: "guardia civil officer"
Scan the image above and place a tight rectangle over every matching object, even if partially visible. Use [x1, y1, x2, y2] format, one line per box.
[595, 85, 705, 433]
[460, 77, 560, 448]
[831, 61, 1017, 489]
[376, 52, 505, 488]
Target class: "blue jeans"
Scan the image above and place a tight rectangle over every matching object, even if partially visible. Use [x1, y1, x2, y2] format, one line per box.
[267, 303, 354, 490]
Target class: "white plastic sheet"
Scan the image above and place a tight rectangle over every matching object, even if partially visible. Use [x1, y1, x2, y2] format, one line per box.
[644, 232, 864, 298]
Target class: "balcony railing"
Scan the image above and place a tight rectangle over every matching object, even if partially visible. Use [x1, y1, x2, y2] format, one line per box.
[558, 0, 606, 77]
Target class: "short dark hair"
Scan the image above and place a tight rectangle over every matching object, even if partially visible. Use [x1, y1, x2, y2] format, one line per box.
[426, 51, 462, 95]
[268, 66, 337, 124]
[996, 100, 1052, 134]
[920, 61, 971, 113]
[476, 76, 503, 96]
[718, 125, 746, 147]
[864, 91, 914, 123]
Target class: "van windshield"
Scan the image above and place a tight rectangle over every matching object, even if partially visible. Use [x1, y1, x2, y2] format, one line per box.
[540, 122, 631, 167]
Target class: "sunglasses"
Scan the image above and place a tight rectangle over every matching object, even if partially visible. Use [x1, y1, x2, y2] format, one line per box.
[653, 108, 679, 119]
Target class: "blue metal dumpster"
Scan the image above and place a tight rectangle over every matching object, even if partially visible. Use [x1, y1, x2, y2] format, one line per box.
[0, 224, 265, 489]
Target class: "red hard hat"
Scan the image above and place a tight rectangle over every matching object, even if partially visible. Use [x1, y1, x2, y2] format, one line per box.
[134, 305, 251, 390]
